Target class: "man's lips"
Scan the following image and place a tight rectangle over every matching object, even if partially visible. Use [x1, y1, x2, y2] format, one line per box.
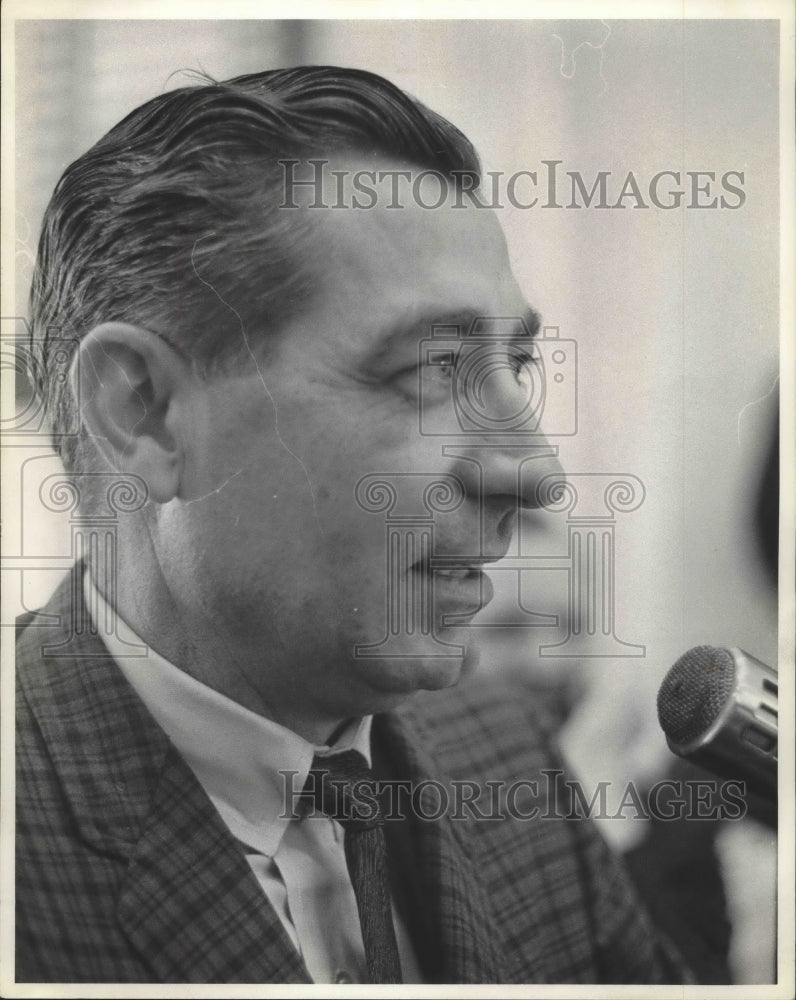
[409, 553, 504, 611]
[425, 554, 507, 576]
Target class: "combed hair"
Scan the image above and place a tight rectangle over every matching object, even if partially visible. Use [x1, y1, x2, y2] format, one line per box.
[30, 66, 481, 469]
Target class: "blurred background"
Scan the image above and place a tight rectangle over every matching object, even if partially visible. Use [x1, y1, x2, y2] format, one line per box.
[9, 17, 781, 983]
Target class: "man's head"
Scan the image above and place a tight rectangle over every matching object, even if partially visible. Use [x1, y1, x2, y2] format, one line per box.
[31, 66, 479, 470]
[32, 67, 561, 740]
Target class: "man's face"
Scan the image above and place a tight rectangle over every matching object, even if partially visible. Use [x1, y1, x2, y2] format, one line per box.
[158, 166, 561, 723]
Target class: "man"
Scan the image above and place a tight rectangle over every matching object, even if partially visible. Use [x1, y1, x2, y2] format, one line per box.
[17, 66, 690, 984]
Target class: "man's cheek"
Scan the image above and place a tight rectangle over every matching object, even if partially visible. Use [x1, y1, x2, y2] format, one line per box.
[319, 498, 386, 548]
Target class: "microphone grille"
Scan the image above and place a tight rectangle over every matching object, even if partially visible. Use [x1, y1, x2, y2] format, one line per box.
[657, 645, 736, 744]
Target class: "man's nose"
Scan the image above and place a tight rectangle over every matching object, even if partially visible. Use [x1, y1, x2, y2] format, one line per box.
[445, 359, 566, 511]
[446, 429, 565, 513]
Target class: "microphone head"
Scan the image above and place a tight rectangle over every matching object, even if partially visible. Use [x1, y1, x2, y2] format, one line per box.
[657, 645, 736, 745]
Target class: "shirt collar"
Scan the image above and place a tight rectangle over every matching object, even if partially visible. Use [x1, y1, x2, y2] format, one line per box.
[83, 570, 372, 857]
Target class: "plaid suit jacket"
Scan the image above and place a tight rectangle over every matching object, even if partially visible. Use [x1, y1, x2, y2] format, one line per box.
[16, 570, 685, 984]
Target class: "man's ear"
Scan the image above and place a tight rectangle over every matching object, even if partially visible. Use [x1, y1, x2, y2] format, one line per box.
[70, 322, 190, 503]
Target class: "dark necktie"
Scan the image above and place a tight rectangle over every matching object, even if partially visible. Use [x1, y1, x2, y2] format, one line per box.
[302, 749, 403, 984]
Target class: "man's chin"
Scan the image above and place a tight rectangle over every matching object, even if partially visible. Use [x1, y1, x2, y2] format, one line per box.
[352, 627, 481, 699]
[458, 638, 482, 680]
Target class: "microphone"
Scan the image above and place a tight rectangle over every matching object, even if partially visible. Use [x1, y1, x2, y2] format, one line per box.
[657, 645, 777, 825]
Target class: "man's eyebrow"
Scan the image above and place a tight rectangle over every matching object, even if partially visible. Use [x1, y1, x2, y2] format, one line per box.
[517, 307, 542, 339]
[363, 305, 542, 366]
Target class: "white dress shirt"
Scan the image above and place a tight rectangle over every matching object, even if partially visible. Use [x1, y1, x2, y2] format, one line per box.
[84, 573, 422, 984]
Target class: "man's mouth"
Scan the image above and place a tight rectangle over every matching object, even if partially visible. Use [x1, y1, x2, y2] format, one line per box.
[408, 553, 504, 614]
[426, 554, 506, 577]
[432, 567, 480, 580]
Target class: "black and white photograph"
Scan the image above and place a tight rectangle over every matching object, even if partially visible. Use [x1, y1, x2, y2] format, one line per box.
[1, 2, 793, 994]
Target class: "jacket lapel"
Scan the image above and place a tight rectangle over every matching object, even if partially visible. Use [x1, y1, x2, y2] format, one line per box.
[395, 681, 573, 985]
[115, 744, 308, 983]
[18, 570, 310, 983]
[374, 706, 504, 983]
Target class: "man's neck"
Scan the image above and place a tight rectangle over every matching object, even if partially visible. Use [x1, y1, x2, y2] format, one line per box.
[86, 560, 353, 746]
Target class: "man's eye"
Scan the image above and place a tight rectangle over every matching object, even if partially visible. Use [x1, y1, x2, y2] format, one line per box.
[511, 348, 538, 370]
[509, 347, 541, 384]
[426, 348, 458, 378]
